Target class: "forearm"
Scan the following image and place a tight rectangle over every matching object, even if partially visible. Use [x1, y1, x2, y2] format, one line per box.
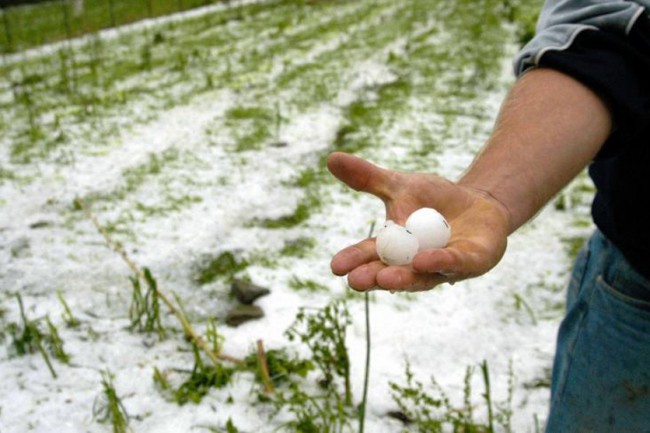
[458, 67, 612, 234]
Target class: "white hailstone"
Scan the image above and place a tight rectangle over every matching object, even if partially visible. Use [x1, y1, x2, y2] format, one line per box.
[405, 207, 451, 251]
[375, 220, 419, 266]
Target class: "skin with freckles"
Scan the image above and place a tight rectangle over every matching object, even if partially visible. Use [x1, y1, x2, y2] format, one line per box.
[328, 68, 612, 293]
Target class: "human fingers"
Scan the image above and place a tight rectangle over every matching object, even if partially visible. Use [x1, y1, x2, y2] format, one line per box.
[326, 151, 393, 200]
[330, 238, 378, 276]
[411, 247, 461, 275]
[412, 238, 504, 280]
[372, 241, 499, 292]
[375, 266, 452, 292]
[346, 261, 386, 291]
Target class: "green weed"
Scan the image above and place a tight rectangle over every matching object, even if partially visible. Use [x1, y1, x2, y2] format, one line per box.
[255, 194, 320, 229]
[561, 235, 588, 261]
[271, 382, 351, 433]
[194, 251, 249, 285]
[390, 360, 515, 433]
[0, 166, 17, 185]
[280, 237, 316, 258]
[243, 347, 314, 391]
[205, 318, 225, 355]
[224, 106, 276, 152]
[513, 292, 537, 325]
[154, 343, 236, 405]
[7, 294, 70, 379]
[288, 276, 329, 293]
[285, 299, 353, 407]
[57, 290, 81, 328]
[129, 267, 166, 339]
[94, 370, 130, 433]
[122, 149, 179, 193]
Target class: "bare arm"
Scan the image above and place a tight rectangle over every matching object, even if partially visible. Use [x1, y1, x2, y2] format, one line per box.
[458, 67, 612, 233]
[327, 68, 612, 291]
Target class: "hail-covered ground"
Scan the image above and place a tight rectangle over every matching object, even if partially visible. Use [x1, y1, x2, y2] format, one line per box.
[0, 1, 596, 432]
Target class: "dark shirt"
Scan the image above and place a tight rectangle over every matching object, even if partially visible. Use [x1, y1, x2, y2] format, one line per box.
[536, 14, 650, 279]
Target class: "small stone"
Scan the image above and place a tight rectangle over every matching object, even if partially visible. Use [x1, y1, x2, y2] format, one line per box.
[230, 279, 270, 305]
[386, 410, 412, 424]
[225, 305, 264, 327]
[29, 221, 51, 229]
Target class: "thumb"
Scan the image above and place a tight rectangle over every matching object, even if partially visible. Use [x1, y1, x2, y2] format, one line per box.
[326, 152, 392, 200]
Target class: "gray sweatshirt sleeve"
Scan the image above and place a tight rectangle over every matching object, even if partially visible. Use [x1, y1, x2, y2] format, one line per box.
[514, 0, 648, 76]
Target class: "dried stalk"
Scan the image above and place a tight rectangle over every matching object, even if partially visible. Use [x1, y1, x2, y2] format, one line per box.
[80, 201, 242, 365]
[256, 339, 274, 395]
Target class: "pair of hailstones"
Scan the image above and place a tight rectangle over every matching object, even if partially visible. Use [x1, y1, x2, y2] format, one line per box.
[376, 208, 451, 266]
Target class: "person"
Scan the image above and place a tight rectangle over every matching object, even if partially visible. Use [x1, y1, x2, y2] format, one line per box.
[326, 1, 650, 431]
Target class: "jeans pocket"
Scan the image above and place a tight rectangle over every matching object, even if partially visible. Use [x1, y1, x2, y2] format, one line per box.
[597, 273, 650, 315]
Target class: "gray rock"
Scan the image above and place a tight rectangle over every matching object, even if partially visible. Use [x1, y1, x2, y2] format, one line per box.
[29, 221, 51, 229]
[225, 305, 264, 327]
[230, 279, 270, 305]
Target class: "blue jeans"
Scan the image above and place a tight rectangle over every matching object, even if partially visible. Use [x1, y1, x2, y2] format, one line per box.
[545, 230, 650, 433]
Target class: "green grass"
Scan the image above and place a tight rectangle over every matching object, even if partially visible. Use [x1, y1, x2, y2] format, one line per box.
[280, 237, 316, 258]
[1, 0, 545, 247]
[0, 1, 562, 431]
[0, 0, 373, 165]
[94, 369, 130, 433]
[288, 276, 329, 293]
[224, 105, 277, 151]
[256, 198, 316, 229]
[194, 251, 249, 285]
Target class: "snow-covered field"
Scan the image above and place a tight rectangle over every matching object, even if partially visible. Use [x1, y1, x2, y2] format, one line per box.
[0, 0, 596, 432]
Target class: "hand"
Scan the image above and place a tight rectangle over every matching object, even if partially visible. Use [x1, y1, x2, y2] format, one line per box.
[327, 151, 510, 292]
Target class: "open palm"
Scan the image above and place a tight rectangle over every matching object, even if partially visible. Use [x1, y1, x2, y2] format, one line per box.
[327, 152, 511, 292]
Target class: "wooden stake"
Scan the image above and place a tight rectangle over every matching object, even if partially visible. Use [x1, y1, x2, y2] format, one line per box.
[257, 339, 274, 395]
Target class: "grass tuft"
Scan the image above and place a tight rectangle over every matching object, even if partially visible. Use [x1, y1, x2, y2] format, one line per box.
[195, 251, 249, 285]
[7, 294, 70, 379]
[94, 370, 130, 433]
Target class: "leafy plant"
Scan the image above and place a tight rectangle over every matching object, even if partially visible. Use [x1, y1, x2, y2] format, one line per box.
[224, 418, 240, 433]
[262, 300, 356, 432]
[286, 300, 353, 406]
[154, 343, 236, 405]
[195, 251, 249, 285]
[93, 369, 130, 433]
[243, 347, 314, 390]
[82, 201, 240, 367]
[390, 360, 514, 433]
[129, 267, 166, 339]
[7, 294, 70, 378]
[272, 382, 350, 433]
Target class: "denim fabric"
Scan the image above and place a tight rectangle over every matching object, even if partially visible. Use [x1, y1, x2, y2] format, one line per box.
[545, 230, 650, 433]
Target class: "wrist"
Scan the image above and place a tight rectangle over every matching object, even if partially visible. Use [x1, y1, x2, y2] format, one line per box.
[456, 180, 516, 235]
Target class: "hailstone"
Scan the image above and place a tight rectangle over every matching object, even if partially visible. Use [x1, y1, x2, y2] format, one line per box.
[405, 207, 451, 251]
[375, 220, 419, 266]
